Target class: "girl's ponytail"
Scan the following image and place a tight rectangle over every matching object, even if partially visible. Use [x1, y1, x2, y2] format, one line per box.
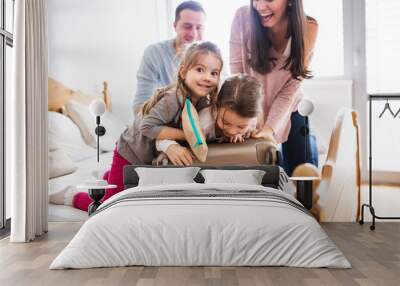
[218, 74, 262, 118]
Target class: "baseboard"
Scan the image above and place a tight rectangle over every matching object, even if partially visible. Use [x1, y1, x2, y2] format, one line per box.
[0, 218, 11, 239]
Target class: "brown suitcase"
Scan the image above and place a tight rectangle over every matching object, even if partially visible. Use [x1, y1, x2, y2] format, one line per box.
[153, 139, 281, 166]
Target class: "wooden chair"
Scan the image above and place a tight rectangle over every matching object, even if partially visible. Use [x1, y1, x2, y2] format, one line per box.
[294, 108, 361, 222]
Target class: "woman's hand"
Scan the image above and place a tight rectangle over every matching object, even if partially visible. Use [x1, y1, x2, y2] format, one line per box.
[165, 144, 194, 166]
[251, 126, 278, 144]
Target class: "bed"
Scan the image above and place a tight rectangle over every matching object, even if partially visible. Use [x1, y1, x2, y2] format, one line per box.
[50, 165, 350, 269]
[48, 78, 124, 221]
[48, 151, 113, 221]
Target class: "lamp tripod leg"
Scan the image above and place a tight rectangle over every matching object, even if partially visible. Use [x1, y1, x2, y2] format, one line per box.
[97, 125, 99, 162]
[304, 116, 309, 163]
[96, 115, 100, 163]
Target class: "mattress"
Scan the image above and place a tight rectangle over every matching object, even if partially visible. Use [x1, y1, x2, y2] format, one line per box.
[50, 183, 350, 269]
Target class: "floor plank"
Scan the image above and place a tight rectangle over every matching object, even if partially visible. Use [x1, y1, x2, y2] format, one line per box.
[1, 222, 400, 286]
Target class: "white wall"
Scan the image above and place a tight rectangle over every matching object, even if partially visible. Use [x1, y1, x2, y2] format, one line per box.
[302, 80, 353, 148]
[302, 79, 353, 164]
[48, 0, 170, 124]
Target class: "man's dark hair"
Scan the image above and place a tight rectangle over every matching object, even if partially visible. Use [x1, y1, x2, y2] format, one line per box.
[175, 1, 205, 22]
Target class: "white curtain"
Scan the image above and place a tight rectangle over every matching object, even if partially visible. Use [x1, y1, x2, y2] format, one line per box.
[10, 0, 48, 242]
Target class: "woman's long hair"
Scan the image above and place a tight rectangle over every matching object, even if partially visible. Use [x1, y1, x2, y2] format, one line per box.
[249, 0, 312, 80]
[140, 41, 223, 116]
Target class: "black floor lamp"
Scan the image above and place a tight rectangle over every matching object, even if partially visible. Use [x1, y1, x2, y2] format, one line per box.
[298, 98, 315, 163]
[289, 99, 318, 210]
[89, 99, 106, 162]
[79, 99, 116, 215]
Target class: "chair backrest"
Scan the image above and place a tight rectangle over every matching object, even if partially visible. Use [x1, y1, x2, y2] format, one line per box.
[316, 108, 361, 222]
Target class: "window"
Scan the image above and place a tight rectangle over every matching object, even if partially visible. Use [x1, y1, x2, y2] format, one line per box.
[1, 0, 14, 231]
[366, 0, 400, 173]
[303, 0, 344, 77]
[171, 0, 344, 78]
[366, 0, 400, 94]
[194, 0, 248, 61]
[5, 0, 13, 33]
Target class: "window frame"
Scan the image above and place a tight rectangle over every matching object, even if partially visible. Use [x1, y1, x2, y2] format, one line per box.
[1, 0, 14, 231]
[362, 0, 400, 183]
[342, 0, 368, 182]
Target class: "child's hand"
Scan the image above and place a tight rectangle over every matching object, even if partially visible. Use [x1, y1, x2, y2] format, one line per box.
[165, 144, 194, 166]
[229, 134, 245, 143]
[243, 129, 252, 139]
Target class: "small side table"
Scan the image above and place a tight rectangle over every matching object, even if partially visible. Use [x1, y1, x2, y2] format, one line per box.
[289, 177, 320, 210]
[77, 183, 117, 216]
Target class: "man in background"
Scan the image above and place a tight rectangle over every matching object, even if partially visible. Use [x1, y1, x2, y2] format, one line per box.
[133, 1, 206, 114]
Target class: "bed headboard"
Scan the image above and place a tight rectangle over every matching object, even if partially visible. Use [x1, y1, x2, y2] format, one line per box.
[48, 77, 111, 113]
[123, 165, 281, 190]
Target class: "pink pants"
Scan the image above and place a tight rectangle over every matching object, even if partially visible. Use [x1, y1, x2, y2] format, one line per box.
[73, 148, 131, 212]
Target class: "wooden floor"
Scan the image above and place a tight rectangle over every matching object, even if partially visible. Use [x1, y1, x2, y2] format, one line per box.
[1, 222, 400, 286]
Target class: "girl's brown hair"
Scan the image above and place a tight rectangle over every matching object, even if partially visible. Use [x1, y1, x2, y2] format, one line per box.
[218, 74, 262, 118]
[140, 41, 223, 115]
[249, 0, 312, 80]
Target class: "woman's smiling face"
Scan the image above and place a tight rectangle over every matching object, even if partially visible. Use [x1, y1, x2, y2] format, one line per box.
[252, 0, 289, 28]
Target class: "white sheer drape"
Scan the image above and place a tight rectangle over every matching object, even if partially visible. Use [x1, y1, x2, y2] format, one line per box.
[10, 0, 48, 242]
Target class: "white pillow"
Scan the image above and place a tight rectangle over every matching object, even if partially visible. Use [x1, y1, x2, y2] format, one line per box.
[48, 148, 77, 179]
[64, 100, 126, 152]
[48, 131, 59, 152]
[135, 167, 200, 186]
[48, 111, 96, 162]
[200, 169, 266, 185]
[48, 137, 77, 179]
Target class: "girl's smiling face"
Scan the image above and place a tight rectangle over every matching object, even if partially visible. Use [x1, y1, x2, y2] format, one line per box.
[216, 107, 255, 138]
[180, 53, 222, 100]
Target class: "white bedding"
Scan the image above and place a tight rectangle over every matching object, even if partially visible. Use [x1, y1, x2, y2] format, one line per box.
[48, 151, 113, 222]
[50, 183, 350, 269]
